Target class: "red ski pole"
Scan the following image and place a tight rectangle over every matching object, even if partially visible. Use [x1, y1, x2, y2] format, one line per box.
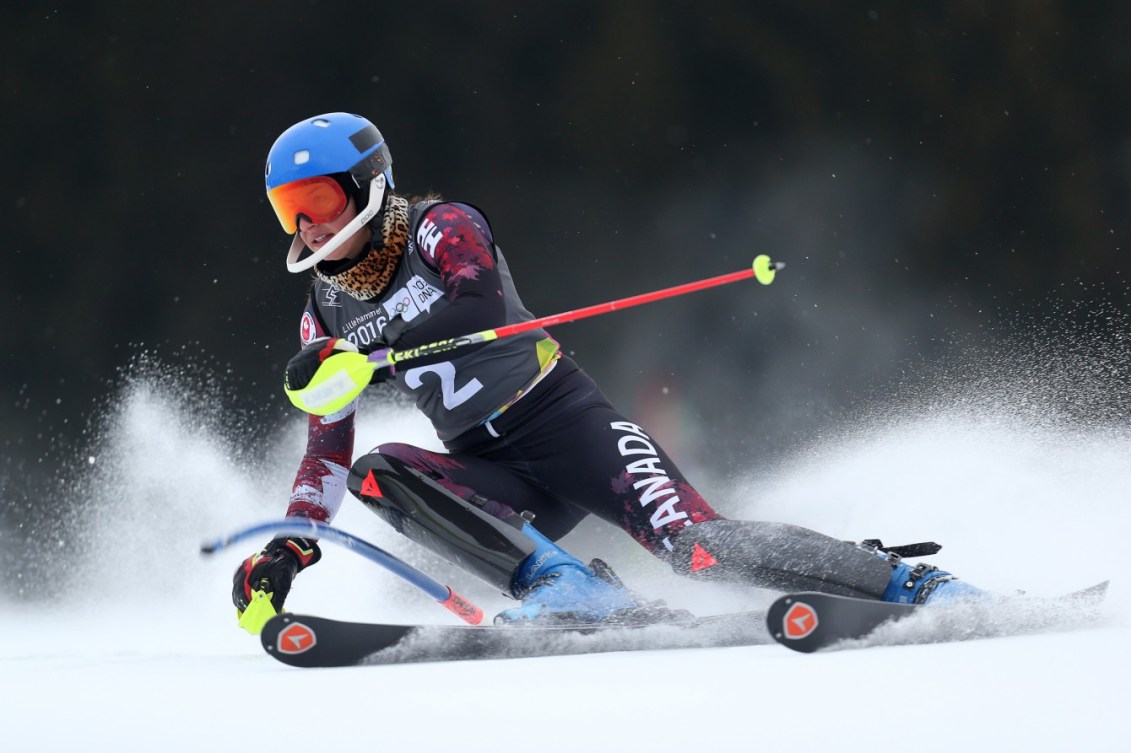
[288, 255, 783, 415]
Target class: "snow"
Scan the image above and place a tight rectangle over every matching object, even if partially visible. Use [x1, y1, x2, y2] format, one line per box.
[3, 380, 1130, 752]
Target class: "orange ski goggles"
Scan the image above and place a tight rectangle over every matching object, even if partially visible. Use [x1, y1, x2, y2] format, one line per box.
[267, 176, 349, 234]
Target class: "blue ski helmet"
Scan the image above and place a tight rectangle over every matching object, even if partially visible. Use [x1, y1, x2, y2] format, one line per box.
[265, 112, 394, 194]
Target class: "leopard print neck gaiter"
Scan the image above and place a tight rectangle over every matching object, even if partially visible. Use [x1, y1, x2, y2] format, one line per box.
[313, 195, 410, 301]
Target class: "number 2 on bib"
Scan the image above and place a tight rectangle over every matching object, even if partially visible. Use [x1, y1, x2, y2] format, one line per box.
[404, 361, 483, 410]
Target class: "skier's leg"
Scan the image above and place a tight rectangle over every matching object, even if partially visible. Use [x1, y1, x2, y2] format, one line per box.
[666, 516, 987, 604]
[365, 442, 588, 541]
[668, 519, 894, 598]
[347, 445, 642, 622]
[493, 386, 986, 605]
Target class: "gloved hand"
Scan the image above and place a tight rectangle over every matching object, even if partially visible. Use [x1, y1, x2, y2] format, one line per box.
[232, 537, 322, 633]
[285, 337, 394, 393]
[285, 337, 360, 392]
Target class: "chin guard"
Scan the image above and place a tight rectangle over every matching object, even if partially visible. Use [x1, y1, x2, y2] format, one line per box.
[285, 174, 387, 273]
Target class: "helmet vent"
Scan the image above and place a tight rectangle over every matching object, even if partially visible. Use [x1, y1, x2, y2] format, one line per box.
[312, 119, 331, 128]
[293, 149, 311, 165]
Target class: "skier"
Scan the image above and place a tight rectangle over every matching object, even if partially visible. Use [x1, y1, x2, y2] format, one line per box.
[232, 112, 984, 631]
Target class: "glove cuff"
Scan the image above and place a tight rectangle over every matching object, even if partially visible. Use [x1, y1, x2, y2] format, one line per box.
[266, 536, 322, 570]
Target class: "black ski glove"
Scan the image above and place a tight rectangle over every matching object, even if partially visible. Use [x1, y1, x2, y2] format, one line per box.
[285, 337, 358, 391]
[232, 536, 322, 615]
[284, 337, 394, 392]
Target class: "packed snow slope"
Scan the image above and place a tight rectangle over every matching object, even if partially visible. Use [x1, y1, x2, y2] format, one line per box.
[3, 347, 1130, 752]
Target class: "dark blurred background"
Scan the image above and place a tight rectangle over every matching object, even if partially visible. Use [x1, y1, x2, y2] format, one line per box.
[3, 2, 1129, 522]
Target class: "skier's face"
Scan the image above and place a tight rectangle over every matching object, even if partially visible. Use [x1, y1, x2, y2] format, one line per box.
[297, 196, 369, 262]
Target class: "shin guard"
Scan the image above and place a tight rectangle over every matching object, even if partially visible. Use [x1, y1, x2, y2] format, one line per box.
[347, 453, 536, 593]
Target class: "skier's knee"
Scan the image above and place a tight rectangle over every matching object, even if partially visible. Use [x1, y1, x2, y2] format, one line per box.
[369, 442, 429, 471]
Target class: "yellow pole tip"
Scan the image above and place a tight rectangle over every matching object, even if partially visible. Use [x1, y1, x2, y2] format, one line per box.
[752, 254, 779, 285]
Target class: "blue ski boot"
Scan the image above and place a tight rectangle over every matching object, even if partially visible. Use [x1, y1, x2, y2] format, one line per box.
[880, 557, 988, 605]
[495, 525, 646, 625]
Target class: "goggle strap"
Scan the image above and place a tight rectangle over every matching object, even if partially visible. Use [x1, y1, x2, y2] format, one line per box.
[286, 174, 386, 273]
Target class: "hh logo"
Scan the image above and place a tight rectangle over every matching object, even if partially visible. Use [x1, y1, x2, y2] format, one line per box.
[277, 622, 317, 654]
[782, 602, 819, 640]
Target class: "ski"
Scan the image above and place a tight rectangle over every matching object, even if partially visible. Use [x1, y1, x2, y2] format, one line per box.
[260, 609, 770, 667]
[767, 580, 1110, 653]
